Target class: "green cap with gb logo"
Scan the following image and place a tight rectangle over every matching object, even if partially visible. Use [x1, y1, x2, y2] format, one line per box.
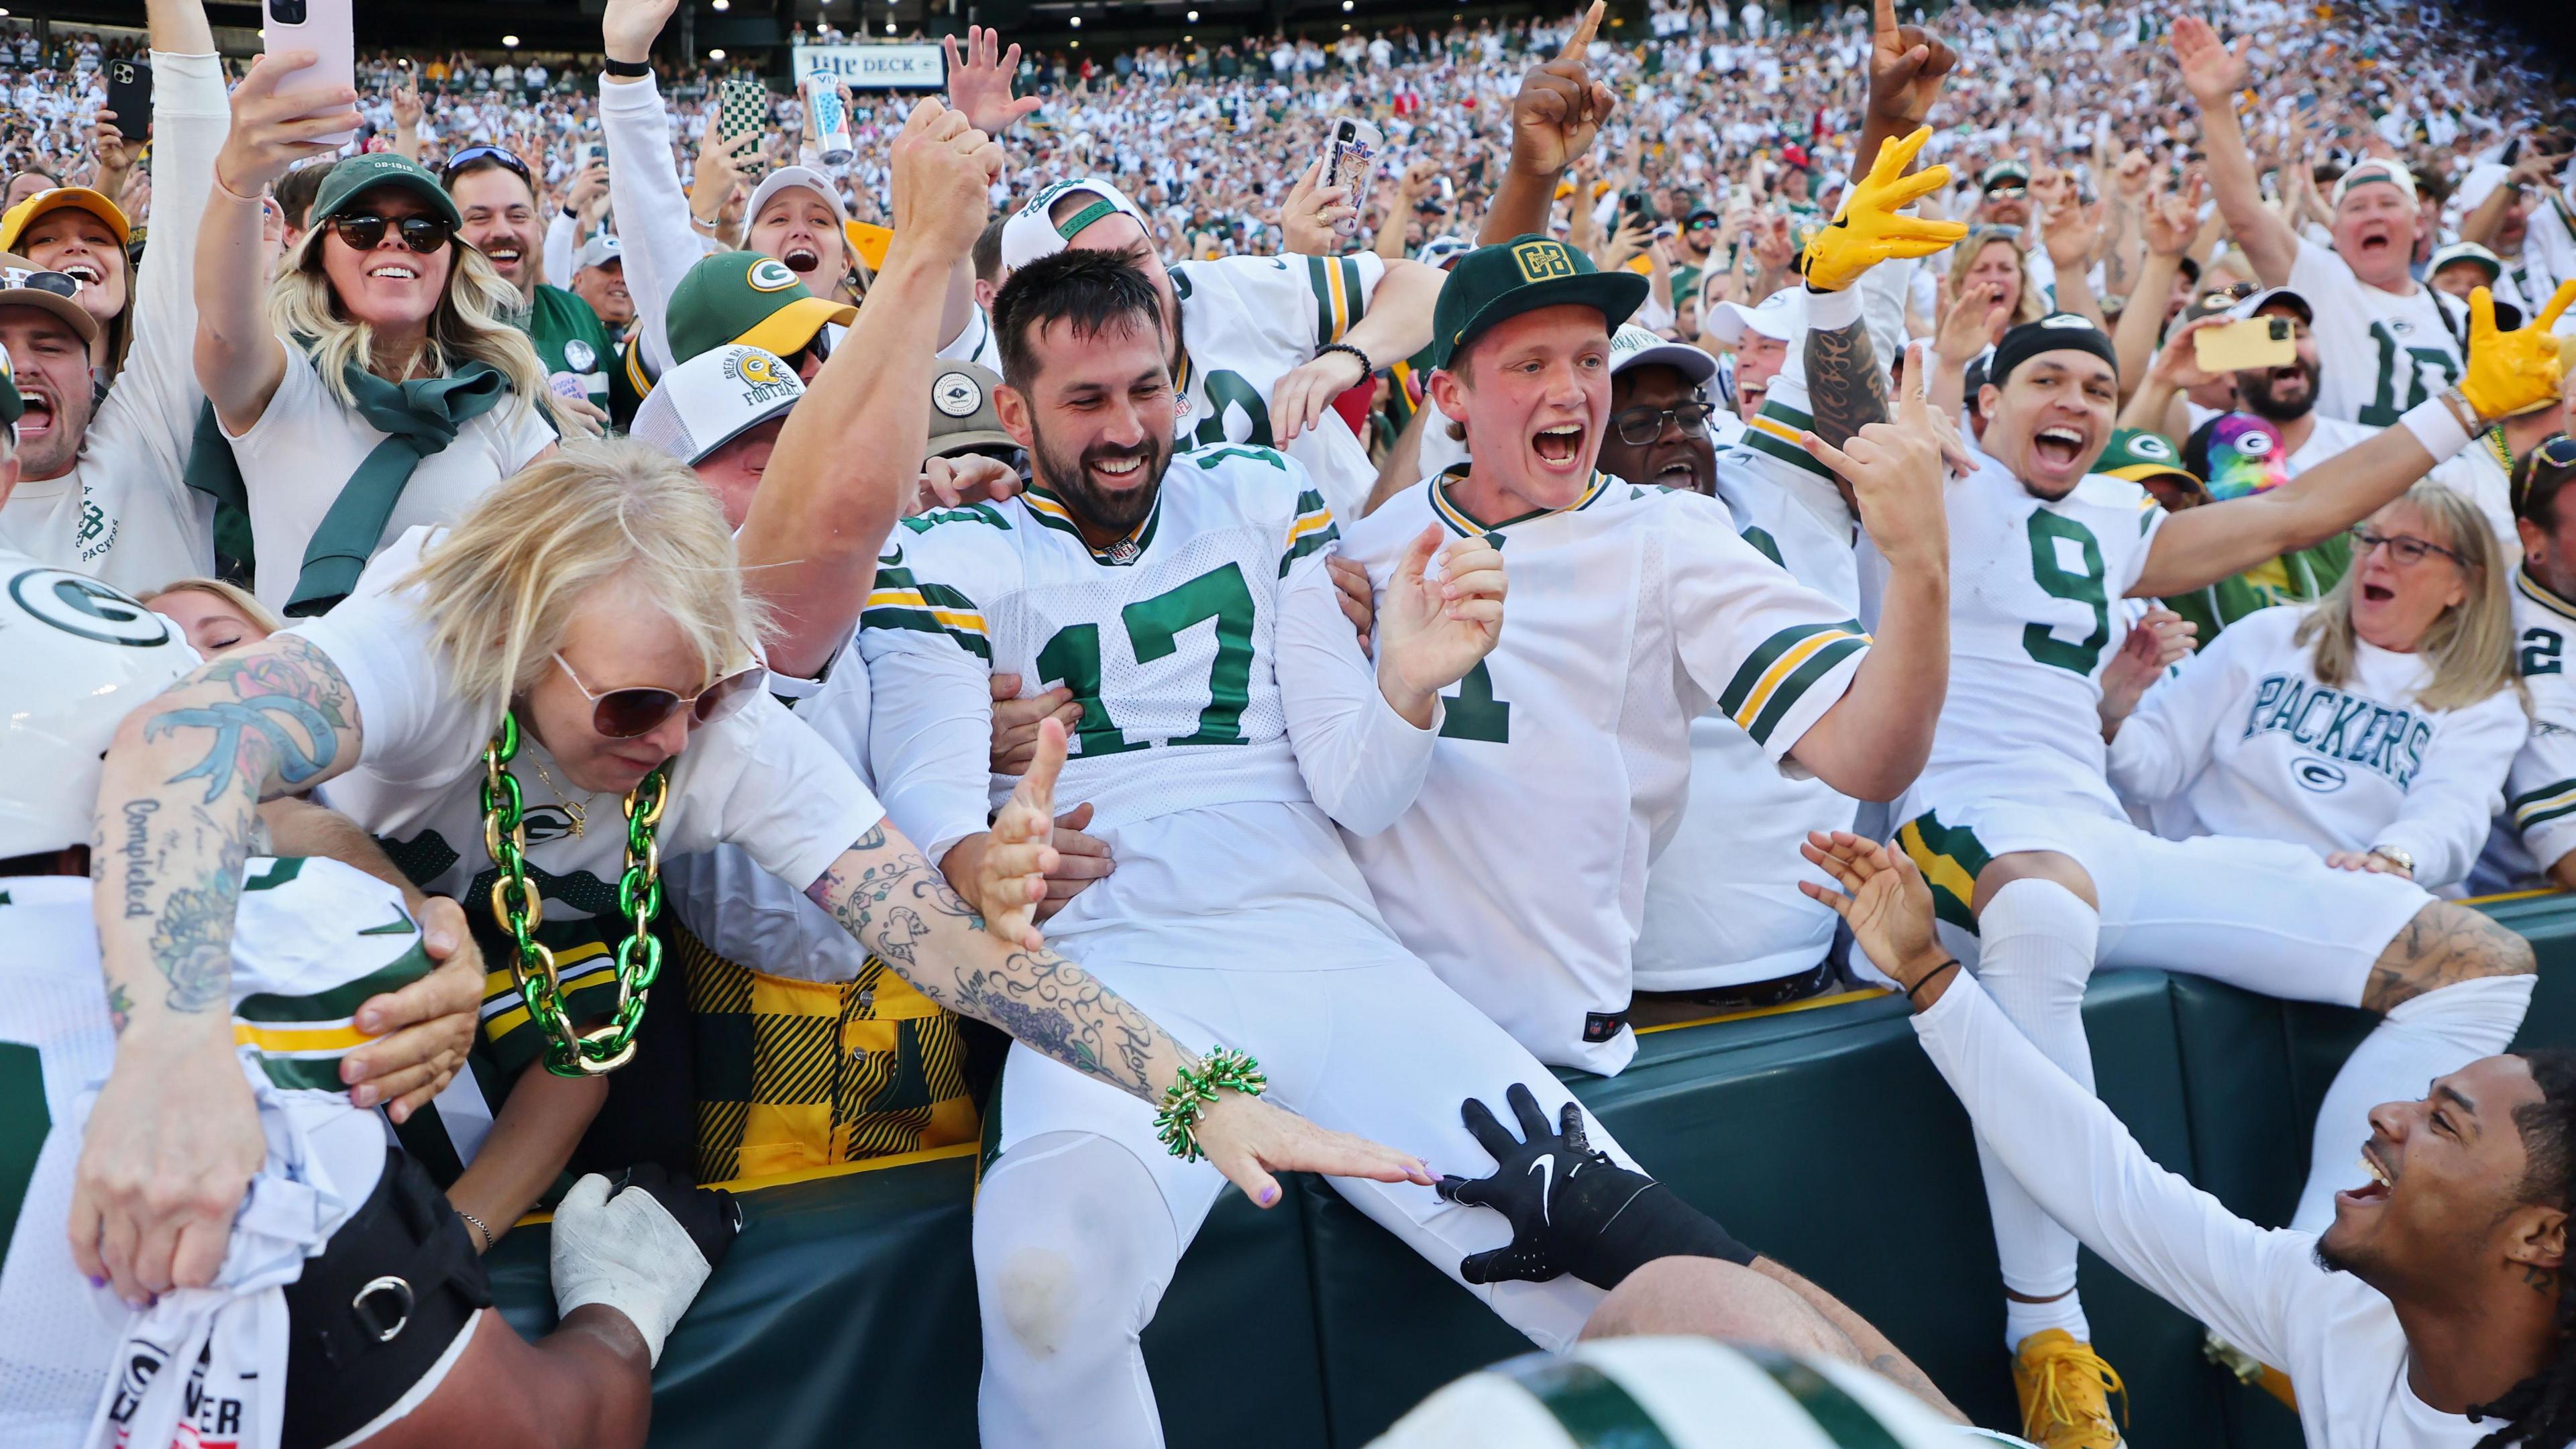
[664, 251, 859, 368]
[1429, 233, 1648, 371]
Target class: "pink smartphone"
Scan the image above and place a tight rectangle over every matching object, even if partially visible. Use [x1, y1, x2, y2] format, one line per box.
[263, 0, 357, 148]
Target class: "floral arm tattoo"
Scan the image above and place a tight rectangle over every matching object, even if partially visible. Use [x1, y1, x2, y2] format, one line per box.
[806, 825, 1190, 1101]
[91, 635, 364, 1032]
[1804, 313, 1890, 453]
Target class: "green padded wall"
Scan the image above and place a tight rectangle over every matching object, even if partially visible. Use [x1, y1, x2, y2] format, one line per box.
[482, 894, 2576, 1447]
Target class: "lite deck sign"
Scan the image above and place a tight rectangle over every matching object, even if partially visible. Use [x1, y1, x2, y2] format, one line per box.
[792, 44, 947, 91]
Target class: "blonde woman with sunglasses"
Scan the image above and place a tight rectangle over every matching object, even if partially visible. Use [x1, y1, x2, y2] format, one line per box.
[2102, 480, 2528, 894]
[79, 438, 1431, 1324]
[192, 52, 561, 621]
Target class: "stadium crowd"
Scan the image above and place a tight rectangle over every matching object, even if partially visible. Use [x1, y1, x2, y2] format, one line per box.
[5, 0, 2576, 1444]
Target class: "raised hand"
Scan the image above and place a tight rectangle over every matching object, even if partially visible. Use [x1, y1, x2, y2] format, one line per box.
[1279, 154, 1358, 257]
[974, 715, 1068, 951]
[1376, 524, 1506, 727]
[1864, 0, 1957, 132]
[602, 0, 681, 65]
[1936, 282, 2012, 370]
[692, 103, 755, 223]
[390, 77, 424, 131]
[91, 109, 137, 170]
[1801, 341, 1948, 570]
[214, 52, 362, 195]
[1504, 1, 1615, 180]
[2143, 173, 2206, 258]
[888, 97, 1002, 262]
[2147, 312, 2233, 390]
[1800, 127, 1966, 292]
[944, 25, 1042, 136]
[1797, 830, 1945, 991]
[2168, 15, 2249, 107]
[2044, 195, 2106, 269]
[2460, 280, 2574, 423]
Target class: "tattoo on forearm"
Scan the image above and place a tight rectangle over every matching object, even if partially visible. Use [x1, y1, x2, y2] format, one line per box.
[1805, 317, 1888, 451]
[805, 829, 1168, 1097]
[2362, 908, 2532, 1014]
[105, 983, 134, 1036]
[117, 800, 159, 918]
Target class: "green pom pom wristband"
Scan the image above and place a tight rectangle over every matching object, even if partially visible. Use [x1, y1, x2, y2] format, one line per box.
[1154, 1046, 1268, 1163]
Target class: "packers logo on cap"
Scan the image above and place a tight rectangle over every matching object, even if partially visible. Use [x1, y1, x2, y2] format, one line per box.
[747, 258, 799, 292]
[2041, 313, 2093, 330]
[1511, 239, 1578, 283]
[2129, 434, 2174, 460]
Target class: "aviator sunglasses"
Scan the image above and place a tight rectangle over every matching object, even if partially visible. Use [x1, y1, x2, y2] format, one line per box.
[553, 653, 769, 739]
[328, 212, 458, 254]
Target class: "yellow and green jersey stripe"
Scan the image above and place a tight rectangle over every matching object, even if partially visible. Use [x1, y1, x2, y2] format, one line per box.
[863, 563, 992, 659]
[1741, 398, 1833, 480]
[1279, 489, 1339, 577]
[2513, 780, 2576, 838]
[1896, 810, 1994, 934]
[1306, 254, 1368, 344]
[234, 929, 435, 1093]
[1719, 619, 1871, 746]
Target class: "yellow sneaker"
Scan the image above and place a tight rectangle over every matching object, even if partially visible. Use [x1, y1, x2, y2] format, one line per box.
[2012, 1329, 2129, 1449]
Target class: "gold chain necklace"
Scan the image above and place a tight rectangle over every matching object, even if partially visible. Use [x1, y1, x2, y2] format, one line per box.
[527, 752, 587, 837]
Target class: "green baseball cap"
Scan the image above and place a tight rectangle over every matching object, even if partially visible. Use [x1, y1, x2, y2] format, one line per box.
[665, 251, 859, 368]
[1430, 234, 1648, 371]
[309, 152, 460, 229]
[2096, 427, 2199, 488]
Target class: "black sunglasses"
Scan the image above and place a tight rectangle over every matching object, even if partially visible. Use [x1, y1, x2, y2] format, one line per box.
[440, 143, 533, 186]
[328, 213, 457, 254]
[1611, 400, 1715, 445]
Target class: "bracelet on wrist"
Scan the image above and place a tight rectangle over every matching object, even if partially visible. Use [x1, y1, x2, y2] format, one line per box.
[1153, 1046, 1268, 1163]
[1904, 958, 1962, 1004]
[456, 1209, 494, 1251]
[210, 167, 264, 207]
[603, 56, 653, 78]
[1317, 340, 1373, 380]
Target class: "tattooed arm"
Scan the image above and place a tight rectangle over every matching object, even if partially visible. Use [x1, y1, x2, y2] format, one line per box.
[1803, 308, 1892, 453]
[72, 634, 409, 1304]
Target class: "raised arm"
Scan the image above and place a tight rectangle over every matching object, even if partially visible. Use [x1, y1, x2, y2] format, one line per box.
[2112, 178, 2204, 400]
[1849, 0, 1956, 193]
[736, 99, 999, 679]
[1799, 127, 1964, 447]
[196, 54, 353, 432]
[2169, 17, 2296, 288]
[2136, 282, 2574, 598]
[1477, 3, 1612, 246]
[598, 0, 720, 380]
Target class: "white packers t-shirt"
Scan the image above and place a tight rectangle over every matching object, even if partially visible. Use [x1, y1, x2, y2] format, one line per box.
[2289, 237, 2467, 428]
[225, 350, 555, 616]
[0, 49, 230, 594]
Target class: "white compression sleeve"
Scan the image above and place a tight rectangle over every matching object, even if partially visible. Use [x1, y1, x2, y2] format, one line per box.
[2289, 973, 2536, 1234]
[1971, 877, 2102, 1348]
[549, 1173, 716, 1366]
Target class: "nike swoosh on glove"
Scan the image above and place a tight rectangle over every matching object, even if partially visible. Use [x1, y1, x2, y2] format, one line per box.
[550, 1166, 743, 1364]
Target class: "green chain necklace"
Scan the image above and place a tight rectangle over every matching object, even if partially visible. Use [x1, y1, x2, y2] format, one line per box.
[478, 710, 667, 1077]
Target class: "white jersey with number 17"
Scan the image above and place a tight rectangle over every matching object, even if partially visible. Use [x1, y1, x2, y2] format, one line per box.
[1336, 468, 1873, 1075]
[1898, 458, 2165, 828]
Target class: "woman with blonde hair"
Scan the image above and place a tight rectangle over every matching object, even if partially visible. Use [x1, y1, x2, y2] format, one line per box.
[191, 51, 562, 620]
[84, 437, 1430, 1313]
[2100, 480, 2528, 893]
[143, 575, 283, 656]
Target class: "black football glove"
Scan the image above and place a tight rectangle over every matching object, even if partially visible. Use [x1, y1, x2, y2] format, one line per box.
[1435, 1083, 1754, 1289]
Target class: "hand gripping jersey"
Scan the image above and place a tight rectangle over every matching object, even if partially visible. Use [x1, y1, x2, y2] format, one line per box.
[1635, 453, 1866, 994]
[2108, 604, 2526, 892]
[2476, 569, 2576, 892]
[0, 858, 422, 1448]
[1336, 468, 1871, 1074]
[859, 445, 1406, 971]
[1898, 457, 2166, 835]
[1170, 252, 1386, 519]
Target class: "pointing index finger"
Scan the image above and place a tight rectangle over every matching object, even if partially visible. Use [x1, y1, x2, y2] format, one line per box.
[1873, 0, 1898, 44]
[1560, 0, 1604, 62]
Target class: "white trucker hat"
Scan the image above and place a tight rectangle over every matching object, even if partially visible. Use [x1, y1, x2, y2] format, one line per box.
[629, 343, 806, 466]
[1000, 177, 1151, 270]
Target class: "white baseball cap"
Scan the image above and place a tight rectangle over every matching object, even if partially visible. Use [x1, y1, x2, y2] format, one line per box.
[745, 165, 852, 230]
[1001, 177, 1151, 270]
[574, 233, 623, 272]
[1701, 288, 1799, 346]
[2330, 158, 2418, 209]
[1417, 234, 1472, 270]
[1609, 323, 1719, 384]
[629, 343, 806, 466]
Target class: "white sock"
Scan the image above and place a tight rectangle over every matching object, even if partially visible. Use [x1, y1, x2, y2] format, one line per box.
[2289, 973, 2535, 1234]
[2004, 1292, 2092, 1353]
[1972, 877, 2102, 1353]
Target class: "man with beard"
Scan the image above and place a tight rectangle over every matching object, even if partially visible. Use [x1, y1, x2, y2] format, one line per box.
[861, 246, 1713, 1449]
[440, 147, 619, 418]
[0, 0, 223, 593]
[1813, 246, 2571, 1440]
[1805, 829, 2576, 1449]
[2178, 17, 2469, 428]
[1588, 323, 1872, 1022]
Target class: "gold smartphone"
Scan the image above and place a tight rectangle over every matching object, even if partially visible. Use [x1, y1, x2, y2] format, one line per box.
[2194, 316, 2296, 373]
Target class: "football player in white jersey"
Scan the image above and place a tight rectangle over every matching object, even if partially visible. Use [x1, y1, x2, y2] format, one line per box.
[863, 248, 1788, 1448]
[2481, 437, 2576, 892]
[1809, 832, 2576, 1449]
[995, 172, 1447, 518]
[1813, 227, 2575, 1440]
[1334, 201, 1955, 1076]
[2176, 17, 2470, 429]
[0, 553, 740, 1449]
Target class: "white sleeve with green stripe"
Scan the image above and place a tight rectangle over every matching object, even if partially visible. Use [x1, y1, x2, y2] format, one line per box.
[2507, 668, 2576, 877]
[1664, 494, 1872, 765]
[858, 542, 1008, 865]
[230, 856, 438, 1093]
